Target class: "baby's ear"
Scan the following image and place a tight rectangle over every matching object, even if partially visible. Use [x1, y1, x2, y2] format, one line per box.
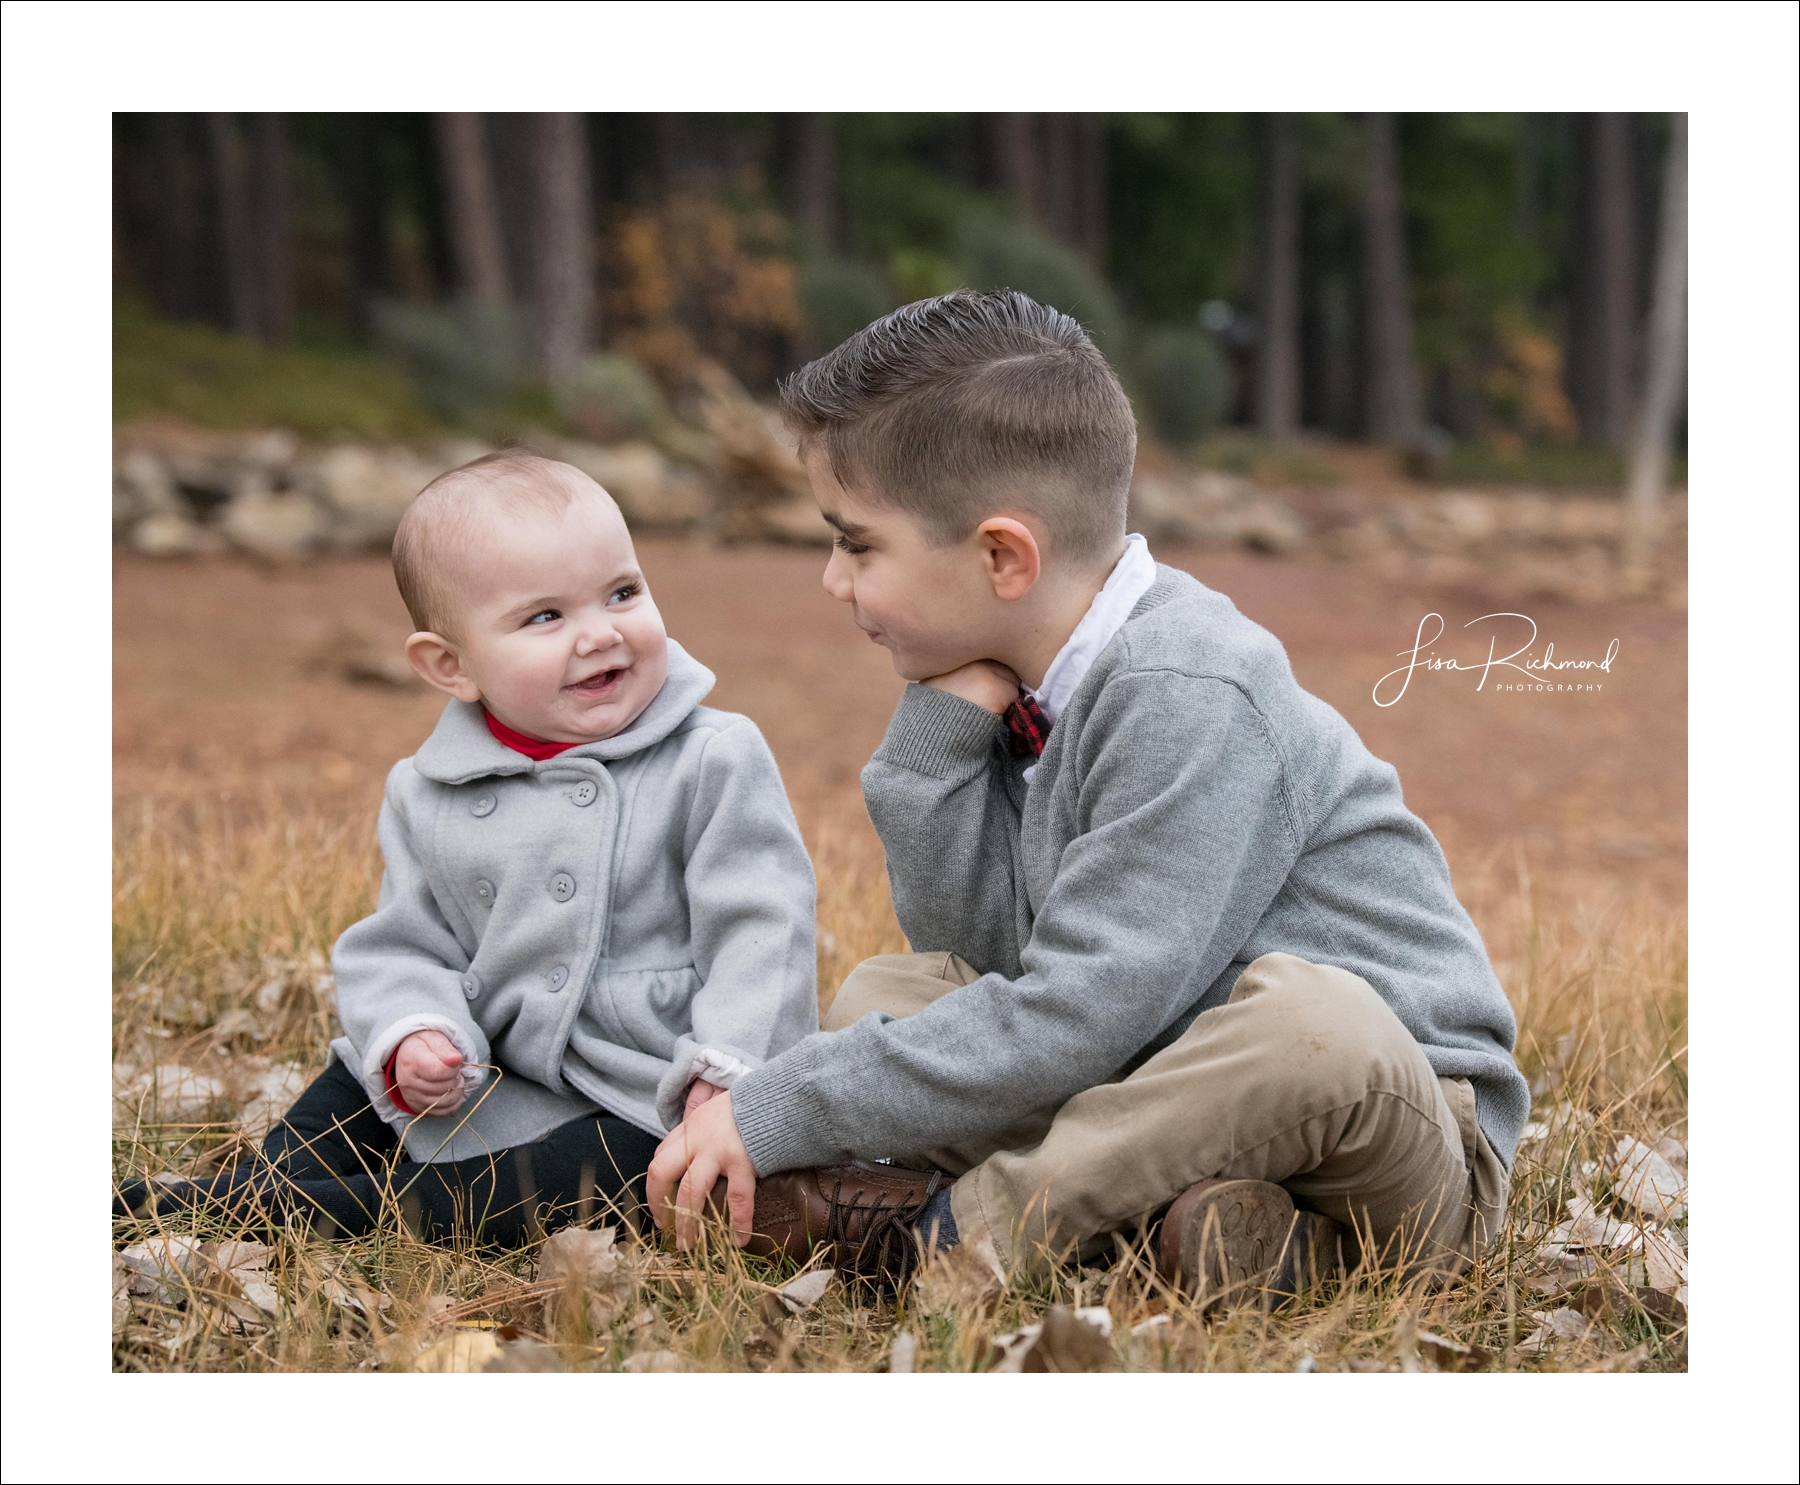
[405, 632, 482, 703]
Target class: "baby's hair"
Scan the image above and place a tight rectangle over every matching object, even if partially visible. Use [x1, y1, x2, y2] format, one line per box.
[392, 450, 605, 637]
[778, 289, 1137, 565]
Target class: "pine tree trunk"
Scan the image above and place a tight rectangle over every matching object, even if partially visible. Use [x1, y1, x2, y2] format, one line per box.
[996, 113, 1046, 224]
[149, 113, 204, 320]
[205, 113, 260, 339]
[435, 112, 511, 308]
[793, 114, 837, 246]
[253, 114, 291, 342]
[1042, 114, 1079, 247]
[1361, 113, 1421, 445]
[341, 114, 392, 335]
[527, 112, 596, 382]
[1623, 114, 1686, 585]
[1589, 113, 1639, 449]
[1257, 113, 1301, 440]
[1074, 114, 1107, 270]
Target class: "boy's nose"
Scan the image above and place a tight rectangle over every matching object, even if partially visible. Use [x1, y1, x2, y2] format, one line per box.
[821, 551, 853, 603]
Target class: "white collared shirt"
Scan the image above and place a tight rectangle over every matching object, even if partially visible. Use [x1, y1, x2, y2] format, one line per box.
[1022, 533, 1157, 781]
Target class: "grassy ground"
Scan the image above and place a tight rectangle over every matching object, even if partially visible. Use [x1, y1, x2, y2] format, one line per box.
[111, 786, 1687, 1374]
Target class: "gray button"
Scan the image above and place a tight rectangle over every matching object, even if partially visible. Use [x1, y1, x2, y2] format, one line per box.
[470, 792, 497, 818]
[460, 973, 481, 1000]
[571, 780, 598, 807]
[549, 872, 576, 903]
[474, 878, 495, 905]
[546, 964, 569, 992]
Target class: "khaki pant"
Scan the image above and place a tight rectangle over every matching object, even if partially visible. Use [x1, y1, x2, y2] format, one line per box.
[825, 950, 1507, 1274]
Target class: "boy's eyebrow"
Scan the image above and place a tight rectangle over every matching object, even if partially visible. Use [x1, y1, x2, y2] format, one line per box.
[819, 509, 873, 540]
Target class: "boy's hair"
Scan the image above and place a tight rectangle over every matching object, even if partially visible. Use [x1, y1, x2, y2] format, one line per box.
[778, 289, 1137, 564]
[392, 450, 599, 636]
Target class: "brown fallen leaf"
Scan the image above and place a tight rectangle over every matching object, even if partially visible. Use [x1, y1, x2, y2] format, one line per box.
[990, 1305, 1116, 1373]
[915, 1233, 1006, 1316]
[1609, 1137, 1687, 1223]
[1417, 1330, 1492, 1372]
[622, 1348, 680, 1372]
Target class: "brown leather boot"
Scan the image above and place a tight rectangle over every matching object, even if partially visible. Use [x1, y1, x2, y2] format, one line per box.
[708, 1161, 952, 1282]
[1156, 1178, 1347, 1308]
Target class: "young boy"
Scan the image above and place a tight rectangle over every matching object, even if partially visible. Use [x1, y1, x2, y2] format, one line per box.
[117, 453, 818, 1246]
[648, 291, 1529, 1294]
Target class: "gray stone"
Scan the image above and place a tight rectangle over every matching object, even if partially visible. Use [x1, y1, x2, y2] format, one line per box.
[129, 512, 225, 557]
[220, 489, 331, 561]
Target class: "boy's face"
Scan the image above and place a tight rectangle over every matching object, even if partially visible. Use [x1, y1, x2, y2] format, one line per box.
[806, 449, 1011, 683]
[411, 487, 670, 743]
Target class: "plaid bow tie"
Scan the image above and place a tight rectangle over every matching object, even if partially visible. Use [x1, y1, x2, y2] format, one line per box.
[1004, 691, 1052, 758]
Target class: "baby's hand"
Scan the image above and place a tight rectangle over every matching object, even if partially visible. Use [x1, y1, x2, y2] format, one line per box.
[394, 1028, 466, 1115]
[922, 659, 1021, 715]
[683, 1078, 722, 1121]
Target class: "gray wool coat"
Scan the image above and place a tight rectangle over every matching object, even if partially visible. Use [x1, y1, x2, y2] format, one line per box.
[329, 641, 818, 1162]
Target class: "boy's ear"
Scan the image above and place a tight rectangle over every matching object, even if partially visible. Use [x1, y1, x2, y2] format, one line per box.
[975, 517, 1042, 602]
[405, 632, 483, 703]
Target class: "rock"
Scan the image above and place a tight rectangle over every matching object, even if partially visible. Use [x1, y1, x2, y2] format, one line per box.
[295, 445, 444, 550]
[547, 438, 713, 531]
[129, 512, 225, 557]
[1128, 469, 1308, 553]
[692, 360, 811, 499]
[219, 489, 330, 561]
[753, 493, 833, 546]
[114, 450, 188, 534]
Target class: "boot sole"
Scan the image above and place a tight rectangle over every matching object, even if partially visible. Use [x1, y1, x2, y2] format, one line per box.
[1174, 1179, 1296, 1304]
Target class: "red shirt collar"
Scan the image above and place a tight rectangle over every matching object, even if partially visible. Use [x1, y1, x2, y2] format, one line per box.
[483, 709, 583, 761]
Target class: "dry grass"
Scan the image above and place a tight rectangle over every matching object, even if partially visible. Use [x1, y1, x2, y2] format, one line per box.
[112, 790, 1686, 1374]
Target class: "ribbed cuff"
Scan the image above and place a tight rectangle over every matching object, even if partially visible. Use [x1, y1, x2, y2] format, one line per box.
[730, 1043, 840, 1177]
[873, 684, 1005, 779]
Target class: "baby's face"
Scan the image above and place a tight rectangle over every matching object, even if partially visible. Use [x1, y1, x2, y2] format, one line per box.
[441, 491, 669, 744]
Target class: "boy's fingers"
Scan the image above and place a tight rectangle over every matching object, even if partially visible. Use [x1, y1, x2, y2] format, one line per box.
[674, 1154, 721, 1251]
[723, 1160, 756, 1244]
[645, 1130, 689, 1232]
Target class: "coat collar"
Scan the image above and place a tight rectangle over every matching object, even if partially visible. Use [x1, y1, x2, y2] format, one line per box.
[412, 639, 718, 784]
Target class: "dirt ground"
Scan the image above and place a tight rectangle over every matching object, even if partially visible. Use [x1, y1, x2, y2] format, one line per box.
[113, 539, 1686, 922]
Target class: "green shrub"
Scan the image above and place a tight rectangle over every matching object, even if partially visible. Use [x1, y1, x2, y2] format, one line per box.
[555, 352, 671, 442]
[1135, 326, 1236, 443]
[954, 214, 1127, 355]
[370, 298, 529, 424]
[796, 253, 897, 355]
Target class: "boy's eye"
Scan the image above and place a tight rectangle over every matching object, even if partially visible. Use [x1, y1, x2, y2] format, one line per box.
[833, 533, 870, 556]
[527, 609, 561, 625]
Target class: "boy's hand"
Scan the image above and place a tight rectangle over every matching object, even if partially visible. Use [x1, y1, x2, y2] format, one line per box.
[683, 1078, 722, 1120]
[922, 659, 1021, 715]
[394, 1028, 466, 1115]
[646, 1091, 756, 1249]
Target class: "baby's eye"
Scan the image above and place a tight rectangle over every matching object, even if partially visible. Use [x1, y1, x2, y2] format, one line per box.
[527, 609, 561, 626]
[833, 534, 869, 556]
[608, 583, 641, 604]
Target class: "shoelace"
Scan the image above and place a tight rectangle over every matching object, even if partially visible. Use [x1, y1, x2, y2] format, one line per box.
[820, 1170, 948, 1283]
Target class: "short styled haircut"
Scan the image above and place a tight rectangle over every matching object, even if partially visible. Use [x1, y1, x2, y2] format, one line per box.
[778, 289, 1137, 564]
[392, 450, 601, 636]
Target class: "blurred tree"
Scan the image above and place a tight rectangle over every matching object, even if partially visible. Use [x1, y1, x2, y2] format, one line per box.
[527, 112, 598, 382]
[1255, 113, 1301, 439]
[1570, 112, 1639, 448]
[340, 114, 393, 334]
[205, 114, 260, 341]
[253, 115, 293, 342]
[792, 113, 838, 247]
[147, 114, 208, 322]
[434, 112, 512, 307]
[995, 113, 1046, 226]
[1624, 112, 1686, 581]
[1361, 112, 1422, 444]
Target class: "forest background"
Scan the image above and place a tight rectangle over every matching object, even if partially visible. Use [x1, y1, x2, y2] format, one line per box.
[113, 111, 1683, 490]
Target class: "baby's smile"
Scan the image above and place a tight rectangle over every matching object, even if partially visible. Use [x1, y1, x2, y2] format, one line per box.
[567, 664, 627, 699]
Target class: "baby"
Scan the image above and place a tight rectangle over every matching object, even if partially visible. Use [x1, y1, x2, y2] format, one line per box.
[117, 451, 818, 1245]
